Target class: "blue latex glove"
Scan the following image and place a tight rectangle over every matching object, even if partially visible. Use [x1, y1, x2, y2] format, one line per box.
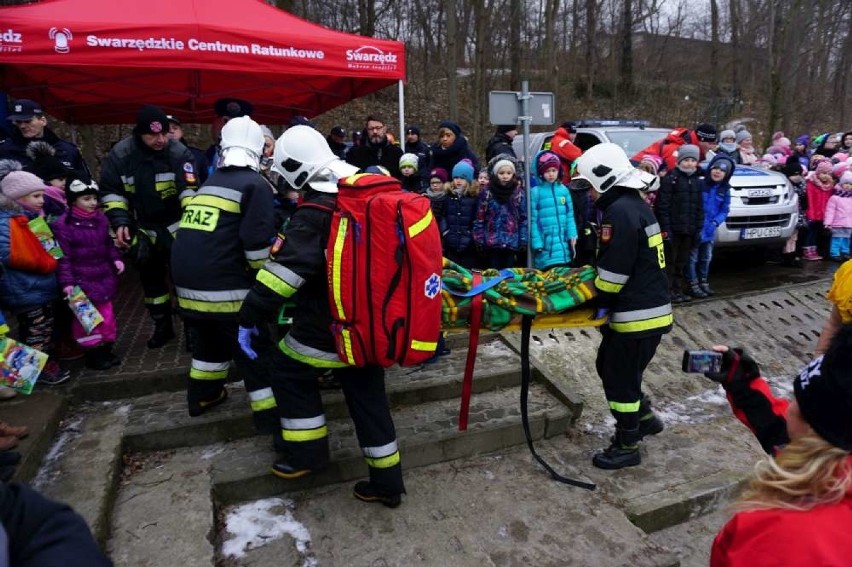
[593, 307, 610, 322]
[238, 326, 259, 360]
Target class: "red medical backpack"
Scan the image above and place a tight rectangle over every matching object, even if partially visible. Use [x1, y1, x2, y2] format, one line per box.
[325, 173, 443, 367]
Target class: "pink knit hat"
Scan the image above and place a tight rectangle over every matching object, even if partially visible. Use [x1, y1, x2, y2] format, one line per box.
[839, 171, 852, 186]
[639, 154, 664, 174]
[0, 170, 47, 201]
[833, 162, 851, 179]
[815, 160, 833, 175]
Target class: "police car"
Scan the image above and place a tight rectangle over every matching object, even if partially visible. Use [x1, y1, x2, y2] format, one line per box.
[513, 120, 798, 249]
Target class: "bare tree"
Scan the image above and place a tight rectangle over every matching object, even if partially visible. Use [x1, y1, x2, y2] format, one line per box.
[446, 0, 459, 120]
[618, 0, 634, 95]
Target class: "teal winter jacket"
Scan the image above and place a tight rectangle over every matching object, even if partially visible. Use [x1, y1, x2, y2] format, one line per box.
[530, 153, 577, 269]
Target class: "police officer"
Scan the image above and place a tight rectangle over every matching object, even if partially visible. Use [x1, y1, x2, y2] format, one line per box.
[99, 105, 199, 348]
[171, 116, 278, 424]
[573, 143, 672, 469]
[237, 125, 405, 508]
[166, 114, 210, 186]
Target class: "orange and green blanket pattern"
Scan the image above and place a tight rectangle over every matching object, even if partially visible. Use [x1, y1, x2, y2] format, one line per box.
[440, 259, 598, 331]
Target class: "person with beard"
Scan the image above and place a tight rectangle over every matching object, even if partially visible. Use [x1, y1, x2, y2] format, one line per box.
[344, 116, 404, 179]
[429, 120, 479, 176]
[472, 155, 527, 269]
[656, 144, 705, 303]
[99, 105, 198, 349]
[0, 99, 90, 176]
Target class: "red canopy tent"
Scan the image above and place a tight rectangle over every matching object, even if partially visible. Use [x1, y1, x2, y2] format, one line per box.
[0, 0, 406, 124]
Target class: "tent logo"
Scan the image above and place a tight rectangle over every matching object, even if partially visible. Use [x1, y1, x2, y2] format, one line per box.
[0, 29, 23, 53]
[346, 46, 398, 71]
[49, 27, 73, 54]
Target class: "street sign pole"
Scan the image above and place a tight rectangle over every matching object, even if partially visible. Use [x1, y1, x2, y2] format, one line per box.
[519, 81, 533, 269]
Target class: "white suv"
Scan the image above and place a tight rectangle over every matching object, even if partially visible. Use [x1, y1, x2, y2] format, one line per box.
[512, 121, 798, 249]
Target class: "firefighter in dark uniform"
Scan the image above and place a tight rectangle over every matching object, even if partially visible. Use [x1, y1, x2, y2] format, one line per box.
[574, 143, 672, 469]
[171, 116, 278, 423]
[237, 125, 405, 508]
[99, 105, 198, 348]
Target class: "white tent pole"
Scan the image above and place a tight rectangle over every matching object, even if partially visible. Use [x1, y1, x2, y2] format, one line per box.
[398, 80, 405, 147]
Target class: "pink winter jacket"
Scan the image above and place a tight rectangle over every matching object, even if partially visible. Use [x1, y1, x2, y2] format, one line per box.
[824, 191, 852, 229]
[806, 178, 834, 222]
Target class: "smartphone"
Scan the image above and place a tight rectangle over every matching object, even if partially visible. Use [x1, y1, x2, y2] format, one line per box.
[682, 349, 723, 373]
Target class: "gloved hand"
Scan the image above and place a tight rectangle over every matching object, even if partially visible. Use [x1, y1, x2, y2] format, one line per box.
[114, 260, 125, 275]
[704, 347, 761, 388]
[238, 326, 259, 360]
[63, 285, 74, 298]
[593, 307, 610, 321]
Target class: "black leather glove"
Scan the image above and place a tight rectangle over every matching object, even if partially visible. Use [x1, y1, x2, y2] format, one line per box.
[704, 348, 761, 388]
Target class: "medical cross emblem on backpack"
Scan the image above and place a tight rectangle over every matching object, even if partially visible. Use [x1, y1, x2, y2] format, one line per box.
[424, 273, 441, 299]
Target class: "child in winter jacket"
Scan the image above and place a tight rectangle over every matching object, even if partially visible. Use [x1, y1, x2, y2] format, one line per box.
[656, 145, 705, 303]
[685, 155, 733, 297]
[426, 167, 449, 237]
[51, 174, 124, 370]
[803, 160, 836, 260]
[473, 155, 528, 269]
[823, 171, 852, 261]
[398, 153, 425, 193]
[0, 160, 70, 385]
[443, 160, 480, 268]
[530, 151, 576, 269]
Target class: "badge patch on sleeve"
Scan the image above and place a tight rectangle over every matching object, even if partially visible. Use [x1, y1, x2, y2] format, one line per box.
[601, 224, 613, 243]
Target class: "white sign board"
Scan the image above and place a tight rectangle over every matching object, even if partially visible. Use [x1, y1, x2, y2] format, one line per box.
[488, 91, 555, 125]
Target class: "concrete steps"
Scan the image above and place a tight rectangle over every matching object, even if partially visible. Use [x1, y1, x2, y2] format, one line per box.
[211, 380, 573, 505]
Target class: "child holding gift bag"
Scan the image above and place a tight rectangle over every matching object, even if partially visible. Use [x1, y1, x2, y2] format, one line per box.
[51, 174, 123, 370]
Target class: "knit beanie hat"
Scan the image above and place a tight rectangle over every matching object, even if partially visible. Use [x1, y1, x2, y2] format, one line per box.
[399, 153, 419, 172]
[64, 172, 99, 203]
[639, 154, 664, 175]
[735, 130, 752, 144]
[793, 327, 852, 451]
[833, 162, 851, 180]
[134, 105, 169, 136]
[781, 155, 803, 177]
[677, 145, 700, 163]
[776, 136, 791, 149]
[451, 160, 474, 182]
[710, 157, 733, 174]
[771, 131, 785, 142]
[496, 124, 517, 135]
[429, 167, 448, 183]
[536, 152, 560, 177]
[839, 171, 852, 186]
[795, 134, 811, 146]
[0, 169, 46, 201]
[815, 160, 833, 176]
[492, 156, 517, 176]
[25, 141, 69, 183]
[719, 129, 736, 142]
[694, 123, 717, 142]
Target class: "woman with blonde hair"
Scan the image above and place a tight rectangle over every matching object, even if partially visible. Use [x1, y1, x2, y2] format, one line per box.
[705, 327, 852, 566]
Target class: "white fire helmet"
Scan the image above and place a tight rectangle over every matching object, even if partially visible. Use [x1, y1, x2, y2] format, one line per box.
[219, 116, 265, 171]
[272, 125, 358, 193]
[574, 143, 656, 193]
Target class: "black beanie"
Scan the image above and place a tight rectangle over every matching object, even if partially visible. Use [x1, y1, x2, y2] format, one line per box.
[695, 123, 718, 142]
[134, 105, 169, 135]
[25, 141, 69, 182]
[496, 124, 517, 134]
[793, 327, 852, 451]
[64, 171, 99, 203]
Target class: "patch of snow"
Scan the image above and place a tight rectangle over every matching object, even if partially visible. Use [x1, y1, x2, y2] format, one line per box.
[654, 386, 730, 425]
[32, 415, 85, 489]
[477, 341, 512, 358]
[497, 525, 508, 539]
[200, 445, 225, 460]
[483, 470, 495, 480]
[112, 404, 131, 418]
[221, 498, 315, 565]
[582, 417, 615, 437]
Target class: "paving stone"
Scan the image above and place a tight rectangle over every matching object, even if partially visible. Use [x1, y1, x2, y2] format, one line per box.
[211, 382, 572, 505]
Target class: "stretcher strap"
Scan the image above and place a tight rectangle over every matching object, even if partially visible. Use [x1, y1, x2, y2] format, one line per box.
[458, 271, 483, 431]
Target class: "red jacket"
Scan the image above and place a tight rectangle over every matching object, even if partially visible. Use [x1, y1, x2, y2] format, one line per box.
[549, 127, 582, 186]
[631, 128, 706, 173]
[711, 475, 852, 566]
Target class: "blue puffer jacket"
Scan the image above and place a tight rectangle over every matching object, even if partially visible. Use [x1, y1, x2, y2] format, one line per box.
[0, 201, 58, 313]
[442, 190, 478, 253]
[530, 152, 577, 268]
[699, 154, 734, 243]
[473, 183, 528, 252]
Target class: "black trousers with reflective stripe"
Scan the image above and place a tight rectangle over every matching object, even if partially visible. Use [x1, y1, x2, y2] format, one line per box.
[595, 326, 662, 431]
[140, 245, 172, 318]
[269, 351, 404, 494]
[185, 319, 276, 431]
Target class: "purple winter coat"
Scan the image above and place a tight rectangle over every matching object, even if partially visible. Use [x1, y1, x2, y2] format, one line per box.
[51, 209, 121, 303]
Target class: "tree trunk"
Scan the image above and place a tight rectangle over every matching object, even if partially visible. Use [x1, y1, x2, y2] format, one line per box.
[358, 0, 376, 36]
[543, 0, 560, 95]
[729, 0, 740, 98]
[510, 0, 522, 89]
[709, 0, 719, 99]
[618, 0, 633, 95]
[585, 0, 596, 98]
[446, 0, 458, 120]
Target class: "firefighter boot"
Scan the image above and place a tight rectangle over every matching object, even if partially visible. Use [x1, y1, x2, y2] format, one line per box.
[593, 428, 642, 470]
[271, 455, 326, 480]
[353, 481, 402, 508]
[638, 395, 665, 439]
[147, 315, 175, 349]
[187, 388, 228, 418]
